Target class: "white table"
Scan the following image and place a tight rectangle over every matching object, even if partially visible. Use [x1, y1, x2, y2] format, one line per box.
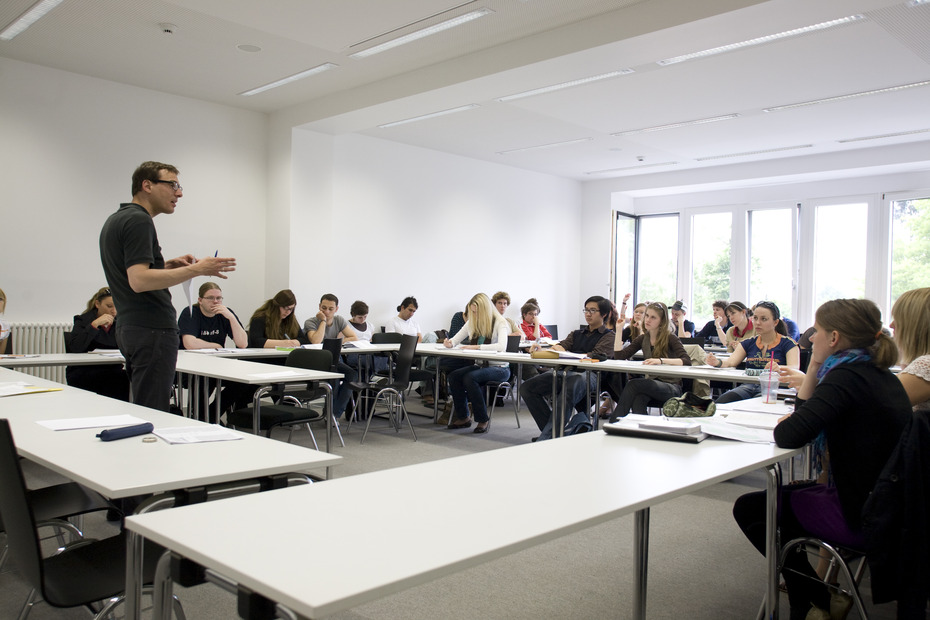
[0, 351, 125, 367]
[126, 432, 797, 620]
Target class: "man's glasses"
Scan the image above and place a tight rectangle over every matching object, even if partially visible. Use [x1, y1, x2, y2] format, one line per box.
[152, 179, 183, 192]
[582, 308, 599, 314]
[202, 296, 223, 302]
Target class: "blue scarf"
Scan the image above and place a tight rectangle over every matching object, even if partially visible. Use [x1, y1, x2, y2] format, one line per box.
[816, 348, 871, 384]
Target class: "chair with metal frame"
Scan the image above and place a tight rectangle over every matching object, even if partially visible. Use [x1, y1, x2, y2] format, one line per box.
[359, 334, 419, 444]
[226, 348, 332, 449]
[484, 334, 523, 429]
[543, 324, 559, 340]
[0, 419, 184, 620]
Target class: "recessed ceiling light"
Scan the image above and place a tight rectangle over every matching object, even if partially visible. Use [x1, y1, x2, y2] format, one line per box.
[656, 15, 864, 66]
[837, 128, 930, 143]
[585, 162, 678, 175]
[0, 0, 64, 41]
[497, 70, 634, 102]
[612, 114, 740, 136]
[695, 144, 813, 161]
[497, 138, 593, 155]
[349, 8, 493, 59]
[239, 63, 338, 96]
[237, 44, 262, 53]
[378, 104, 480, 128]
[907, 0, 929, 6]
[762, 80, 930, 112]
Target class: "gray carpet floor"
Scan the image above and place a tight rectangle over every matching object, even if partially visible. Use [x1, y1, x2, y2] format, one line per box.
[1, 395, 900, 619]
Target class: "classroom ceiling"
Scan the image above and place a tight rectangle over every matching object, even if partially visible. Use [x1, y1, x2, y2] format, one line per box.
[2, 0, 929, 183]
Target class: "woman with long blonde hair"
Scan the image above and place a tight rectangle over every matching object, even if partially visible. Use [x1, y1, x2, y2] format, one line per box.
[442, 293, 511, 433]
[891, 287, 930, 410]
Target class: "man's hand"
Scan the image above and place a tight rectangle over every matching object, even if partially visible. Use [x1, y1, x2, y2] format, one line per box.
[189, 256, 236, 280]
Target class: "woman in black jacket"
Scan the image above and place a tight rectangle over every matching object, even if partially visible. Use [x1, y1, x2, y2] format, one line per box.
[66, 287, 129, 400]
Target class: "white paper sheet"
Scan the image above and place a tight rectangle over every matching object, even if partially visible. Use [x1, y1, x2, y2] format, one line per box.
[0, 382, 63, 397]
[152, 425, 243, 444]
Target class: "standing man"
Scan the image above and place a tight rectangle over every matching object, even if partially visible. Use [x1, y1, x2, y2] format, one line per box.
[521, 296, 615, 441]
[100, 161, 236, 411]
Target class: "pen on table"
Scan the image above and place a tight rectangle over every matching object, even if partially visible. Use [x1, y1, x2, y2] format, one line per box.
[214, 250, 218, 257]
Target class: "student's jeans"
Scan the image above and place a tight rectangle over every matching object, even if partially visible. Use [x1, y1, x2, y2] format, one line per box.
[447, 364, 509, 423]
[116, 324, 179, 413]
[610, 378, 681, 420]
[716, 382, 761, 404]
[520, 370, 595, 433]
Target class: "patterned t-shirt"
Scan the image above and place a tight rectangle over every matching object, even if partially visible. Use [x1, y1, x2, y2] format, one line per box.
[739, 333, 797, 370]
[902, 354, 930, 412]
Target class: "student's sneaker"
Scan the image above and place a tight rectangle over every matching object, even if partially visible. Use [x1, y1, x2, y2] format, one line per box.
[804, 605, 831, 620]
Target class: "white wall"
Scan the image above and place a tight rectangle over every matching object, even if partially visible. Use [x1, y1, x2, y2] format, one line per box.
[0, 58, 268, 324]
[286, 130, 584, 335]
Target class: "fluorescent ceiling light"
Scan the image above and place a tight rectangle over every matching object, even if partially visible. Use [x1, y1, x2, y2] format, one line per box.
[612, 114, 740, 136]
[762, 80, 930, 112]
[350, 8, 493, 59]
[378, 104, 480, 128]
[656, 15, 864, 66]
[0, 0, 64, 41]
[585, 162, 678, 175]
[239, 63, 338, 96]
[908, 0, 929, 6]
[497, 137, 592, 155]
[695, 144, 812, 161]
[837, 128, 930, 143]
[497, 69, 634, 102]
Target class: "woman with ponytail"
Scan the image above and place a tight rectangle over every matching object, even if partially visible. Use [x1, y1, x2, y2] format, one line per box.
[733, 299, 911, 620]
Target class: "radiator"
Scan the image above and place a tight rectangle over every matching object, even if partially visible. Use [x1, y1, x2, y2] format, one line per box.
[10, 321, 71, 383]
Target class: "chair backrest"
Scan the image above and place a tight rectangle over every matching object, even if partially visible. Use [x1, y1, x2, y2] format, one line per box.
[62, 330, 73, 354]
[0, 419, 46, 593]
[391, 334, 419, 386]
[371, 332, 403, 345]
[286, 347, 332, 372]
[544, 324, 558, 339]
[505, 334, 521, 353]
[321, 338, 343, 370]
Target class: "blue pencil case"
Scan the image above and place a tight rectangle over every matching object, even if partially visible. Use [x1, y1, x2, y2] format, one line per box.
[96, 422, 154, 441]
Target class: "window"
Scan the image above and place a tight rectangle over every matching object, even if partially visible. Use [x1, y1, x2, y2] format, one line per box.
[636, 215, 678, 304]
[691, 212, 731, 327]
[613, 213, 636, 304]
[891, 196, 930, 303]
[811, 202, 867, 313]
[749, 209, 794, 318]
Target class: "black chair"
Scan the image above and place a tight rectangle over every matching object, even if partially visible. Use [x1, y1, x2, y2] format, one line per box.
[227, 348, 330, 448]
[360, 334, 419, 443]
[544, 324, 559, 339]
[0, 419, 181, 620]
[484, 334, 522, 429]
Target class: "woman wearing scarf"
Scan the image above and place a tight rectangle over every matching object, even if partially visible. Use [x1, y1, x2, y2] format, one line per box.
[732, 299, 911, 620]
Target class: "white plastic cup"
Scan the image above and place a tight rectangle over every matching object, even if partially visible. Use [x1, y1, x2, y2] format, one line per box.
[758, 370, 779, 404]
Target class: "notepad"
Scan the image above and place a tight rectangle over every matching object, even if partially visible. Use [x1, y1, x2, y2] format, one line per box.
[153, 426, 242, 444]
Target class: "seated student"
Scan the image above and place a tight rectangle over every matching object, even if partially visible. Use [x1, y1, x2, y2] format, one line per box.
[722, 301, 755, 352]
[519, 298, 552, 341]
[0, 287, 8, 354]
[781, 316, 801, 341]
[491, 291, 521, 336]
[443, 293, 511, 434]
[609, 301, 691, 420]
[706, 301, 799, 403]
[694, 300, 732, 344]
[669, 300, 694, 338]
[346, 300, 388, 376]
[66, 287, 130, 401]
[520, 296, 615, 441]
[303, 293, 359, 420]
[734, 299, 910, 620]
[385, 296, 422, 342]
[891, 287, 930, 411]
[178, 282, 251, 413]
[248, 289, 307, 349]
[621, 302, 646, 344]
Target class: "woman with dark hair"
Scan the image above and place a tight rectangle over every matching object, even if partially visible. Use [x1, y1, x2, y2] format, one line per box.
[385, 296, 422, 342]
[734, 299, 910, 620]
[66, 287, 130, 400]
[608, 301, 691, 420]
[248, 289, 306, 348]
[722, 301, 755, 352]
[706, 301, 799, 404]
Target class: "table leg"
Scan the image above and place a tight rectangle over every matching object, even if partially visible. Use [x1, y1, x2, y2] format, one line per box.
[152, 549, 174, 620]
[765, 463, 779, 619]
[318, 382, 334, 480]
[252, 385, 272, 436]
[633, 507, 650, 620]
[125, 530, 144, 620]
[433, 354, 441, 422]
[214, 378, 223, 425]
